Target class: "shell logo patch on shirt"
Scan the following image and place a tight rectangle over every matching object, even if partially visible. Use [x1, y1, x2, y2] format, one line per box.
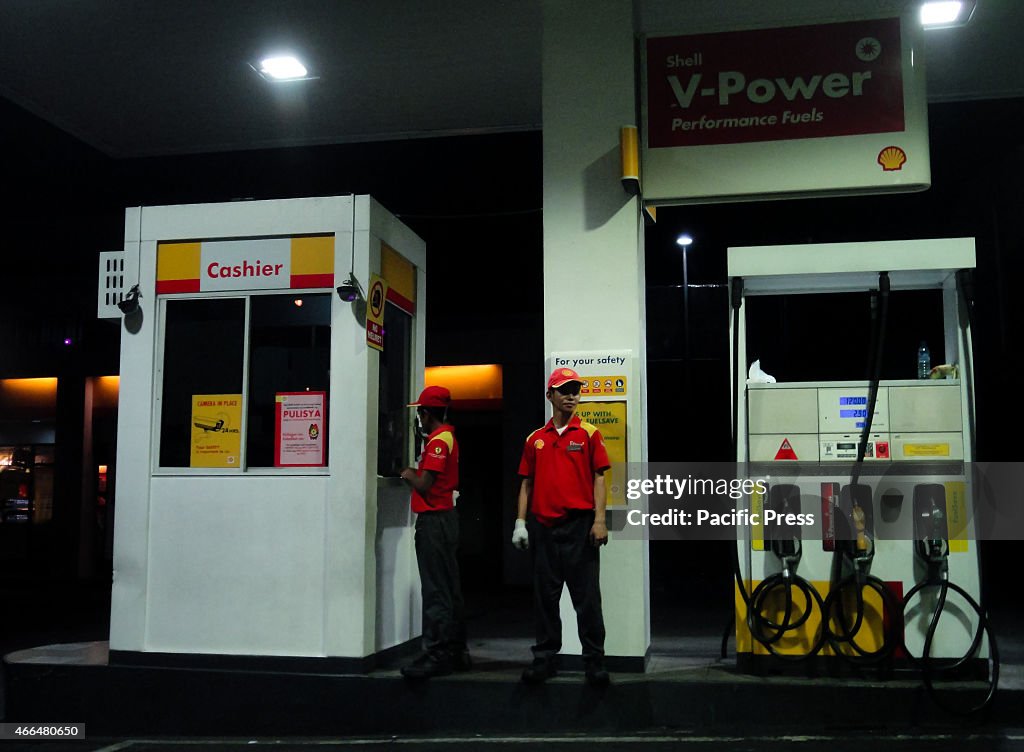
[535, 439, 545, 450]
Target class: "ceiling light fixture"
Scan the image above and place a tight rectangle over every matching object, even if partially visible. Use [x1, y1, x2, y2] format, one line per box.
[920, 0, 976, 29]
[252, 54, 318, 82]
[260, 55, 306, 79]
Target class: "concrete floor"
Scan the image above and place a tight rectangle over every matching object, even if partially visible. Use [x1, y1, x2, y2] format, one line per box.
[2, 577, 1022, 746]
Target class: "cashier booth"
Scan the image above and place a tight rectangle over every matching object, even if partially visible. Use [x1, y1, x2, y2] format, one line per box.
[108, 195, 426, 668]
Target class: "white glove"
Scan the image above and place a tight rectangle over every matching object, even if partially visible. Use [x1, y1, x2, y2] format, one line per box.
[512, 518, 529, 550]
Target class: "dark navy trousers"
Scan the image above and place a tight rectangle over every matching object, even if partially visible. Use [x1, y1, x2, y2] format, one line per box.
[529, 510, 606, 664]
[415, 508, 466, 655]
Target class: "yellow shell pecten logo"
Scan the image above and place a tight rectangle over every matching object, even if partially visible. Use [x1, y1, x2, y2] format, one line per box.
[877, 145, 907, 172]
[561, 369, 573, 377]
[535, 439, 545, 450]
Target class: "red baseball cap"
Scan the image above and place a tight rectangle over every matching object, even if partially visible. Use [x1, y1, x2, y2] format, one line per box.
[409, 385, 452, 408]
[547, 367, 584, 390]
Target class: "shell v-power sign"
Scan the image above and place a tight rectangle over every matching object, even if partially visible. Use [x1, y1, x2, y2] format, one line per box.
[641, 16, 930, 203]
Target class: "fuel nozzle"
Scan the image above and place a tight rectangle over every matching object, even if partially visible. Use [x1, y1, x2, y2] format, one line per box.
[778, 540, 802, 579]
[768, 484, 803, 571]
[917, 503, 949, 564]
[852, 502, 874, 561]
[839, 484, 875, 564]
[914, 484, 950, 566]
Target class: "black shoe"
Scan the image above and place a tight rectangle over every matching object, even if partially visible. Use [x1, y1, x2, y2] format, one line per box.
[521, 657, 557, 684]
[401, 651, 452, 680]
[452, 648, 473, 672]
[585, 660, 610, 688]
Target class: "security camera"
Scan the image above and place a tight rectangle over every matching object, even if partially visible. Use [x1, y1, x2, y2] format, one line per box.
[118, 284, 141, 314]
[336, 273, 363, 302]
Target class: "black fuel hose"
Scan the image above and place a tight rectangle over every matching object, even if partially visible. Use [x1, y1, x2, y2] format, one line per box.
[823, 567, 902, 663]
[731, 276, 743, 464]
[902, 571, 999, 715]
[853, 272, 889, 483]
[723, 277, 824, 662]
[727, 534, 827, 661]
[747, 560, 828, 660]
[724, 277, 746, 658]
[956, 269, 976, 332]
[824, 272, 900, 665]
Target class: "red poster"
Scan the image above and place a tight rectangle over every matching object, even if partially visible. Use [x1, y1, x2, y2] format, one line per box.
[646, 18, 905, 148]
[274, 391, 327, 467]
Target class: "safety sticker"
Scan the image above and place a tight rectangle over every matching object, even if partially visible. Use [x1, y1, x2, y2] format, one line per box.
[946, 481, 968, 553]
[750, 485, 765, 551]
[579, 375, 628, 396]
[903, 443, 950, 457]
[774, 438, 798, 461]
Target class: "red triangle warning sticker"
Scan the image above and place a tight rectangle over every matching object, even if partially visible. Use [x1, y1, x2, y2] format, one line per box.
[774, 438, 798, 461]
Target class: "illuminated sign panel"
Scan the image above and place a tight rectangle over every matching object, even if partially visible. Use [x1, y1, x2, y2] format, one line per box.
[646, 19, 904, 148]
[641, 16, 929, 203]
[156, 236, 334, 294]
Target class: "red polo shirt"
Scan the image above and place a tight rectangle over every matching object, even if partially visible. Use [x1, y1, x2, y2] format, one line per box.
[518, 415, 611, 526]
[411, 424, 458, 513]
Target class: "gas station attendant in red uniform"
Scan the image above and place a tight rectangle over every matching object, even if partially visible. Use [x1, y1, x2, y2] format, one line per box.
[513, 367, 611, 687]
[399, 385, 469, 679]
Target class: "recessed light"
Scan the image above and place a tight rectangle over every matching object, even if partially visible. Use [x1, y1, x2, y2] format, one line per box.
[920, 1, 975, 28]
[254, 55, 316, 82]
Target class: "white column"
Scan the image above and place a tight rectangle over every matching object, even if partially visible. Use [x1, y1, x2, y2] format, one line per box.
[542, 0, 650, 663]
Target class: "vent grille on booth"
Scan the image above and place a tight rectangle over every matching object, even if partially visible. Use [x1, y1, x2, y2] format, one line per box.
[97, 251, 127, 319]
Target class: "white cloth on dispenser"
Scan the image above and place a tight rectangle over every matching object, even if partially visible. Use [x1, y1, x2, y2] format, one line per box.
[747, 359, 777, 384]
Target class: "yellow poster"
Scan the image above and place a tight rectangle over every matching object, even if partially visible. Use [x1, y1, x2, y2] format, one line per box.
[190, 394, 242, 468]
[577, 401, 627, 507]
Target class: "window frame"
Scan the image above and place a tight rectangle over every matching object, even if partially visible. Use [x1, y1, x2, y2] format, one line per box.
[152, 288, 334, 477]
[376, 300, 416, 478]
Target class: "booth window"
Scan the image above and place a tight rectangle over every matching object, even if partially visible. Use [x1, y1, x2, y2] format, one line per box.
[246, 294, 331, 467]
[377, 304, 413, 476]
[156, 293, 331, 470]
[159, 299, 246, 468]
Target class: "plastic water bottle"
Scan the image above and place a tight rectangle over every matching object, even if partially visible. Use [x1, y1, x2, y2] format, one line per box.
[917, 341, 931, 379]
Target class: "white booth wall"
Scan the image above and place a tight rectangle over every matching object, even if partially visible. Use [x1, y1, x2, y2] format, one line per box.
[110, 195, 427, 660]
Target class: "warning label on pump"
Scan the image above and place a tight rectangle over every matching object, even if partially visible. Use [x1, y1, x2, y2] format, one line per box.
[903, 443, 950, 457]
[774, 438, 798, 461]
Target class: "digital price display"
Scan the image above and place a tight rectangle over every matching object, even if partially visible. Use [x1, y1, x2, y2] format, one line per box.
[839, 396, 869, 423]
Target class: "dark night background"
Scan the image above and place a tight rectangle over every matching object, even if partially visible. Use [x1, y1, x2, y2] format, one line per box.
[1, 92, 1022, 635]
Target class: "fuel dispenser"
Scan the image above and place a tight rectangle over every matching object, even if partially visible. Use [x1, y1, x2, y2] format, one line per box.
[727, 239, 996, 709]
